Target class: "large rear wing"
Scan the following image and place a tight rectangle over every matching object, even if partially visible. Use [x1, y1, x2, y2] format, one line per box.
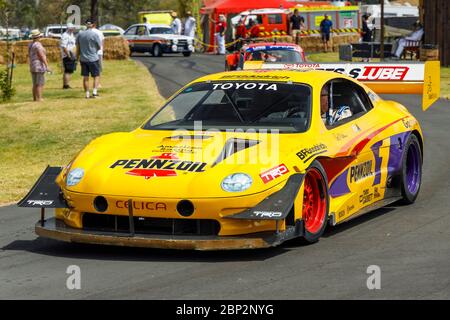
[243, 61, 441, 111]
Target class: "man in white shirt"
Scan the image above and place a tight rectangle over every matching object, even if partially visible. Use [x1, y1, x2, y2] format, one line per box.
[60, 23, 77, 89]
[92, 22, 105, 86]
[392, 21, 424, 58]
[184, 11, 196, 38]
[171, 12, 182, 35]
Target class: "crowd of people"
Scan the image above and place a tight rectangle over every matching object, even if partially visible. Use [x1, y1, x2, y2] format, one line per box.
[28, 19, 104, 102]
[168, 11, 197, 38]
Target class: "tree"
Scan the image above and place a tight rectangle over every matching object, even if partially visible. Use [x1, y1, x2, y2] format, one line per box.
[177, 0, 193, 17]
[0, 0, 16, 102]
[90, 0, 98, 21]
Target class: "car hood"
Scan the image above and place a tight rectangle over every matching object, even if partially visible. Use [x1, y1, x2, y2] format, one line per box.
[152, 34, 192, 40]
[62, 129, 310, 198]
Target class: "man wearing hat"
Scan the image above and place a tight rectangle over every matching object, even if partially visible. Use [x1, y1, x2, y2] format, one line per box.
[28, 29, 50, 102]
[171, 12, 182, 35]
[60, 23, 77, 89]
[76, 19, 102, 98]
[184, 11, 196, 38]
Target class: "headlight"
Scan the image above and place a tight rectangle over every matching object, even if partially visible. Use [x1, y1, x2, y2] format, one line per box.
[221, 173, 252, 192]
[187, 38, 193, 45]
[66, 168, 84, 187]
[172, 38, 178, 45]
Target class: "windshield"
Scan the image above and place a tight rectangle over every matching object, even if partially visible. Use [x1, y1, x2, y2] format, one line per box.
[48, 27, 66, 34]
[245, 49, 303, 63]
[150, 27, 174, 35]
[143, 82, 311, 133]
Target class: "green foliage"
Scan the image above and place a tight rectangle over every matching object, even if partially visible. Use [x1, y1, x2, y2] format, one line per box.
[0, 68, 15, 102]
[0, 0, 185, 29]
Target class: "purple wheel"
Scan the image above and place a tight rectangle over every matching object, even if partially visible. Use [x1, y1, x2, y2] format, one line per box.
[401, 134, 422, 204]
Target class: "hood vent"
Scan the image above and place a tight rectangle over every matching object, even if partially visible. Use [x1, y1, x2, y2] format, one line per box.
[212, 138, 260, 167]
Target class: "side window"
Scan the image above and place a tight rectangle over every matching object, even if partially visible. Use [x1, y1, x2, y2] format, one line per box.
[268, 14, 283, 24]
[257, 15, 264, 25]
[124, 26, 137, 36]
[136, 26, 148, 36]
[325, 79, 373, 128]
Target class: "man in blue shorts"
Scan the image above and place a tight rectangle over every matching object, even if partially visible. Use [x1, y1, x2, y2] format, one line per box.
[320, 14, 333, 52]
[76, 19, 102, 98]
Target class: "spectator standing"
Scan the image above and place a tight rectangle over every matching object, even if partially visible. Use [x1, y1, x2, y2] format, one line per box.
[290, 9, 305, 39]
[92, 23, 105, 87]
[249, 20, 261, 39]
[184, 11, 196, 38]
[28, 29, 50, 102]
[171, 12, 182, 35]
[215, 15, 227, 55]
[234, 19, 247, 50]
[60, 23, 77, 89]
[361, 14, 372, 42]
[320, 14, 333, 52]
[76, 20, 102, 99]
[391, 21, 424, 59]
[235, 19, 247, 39]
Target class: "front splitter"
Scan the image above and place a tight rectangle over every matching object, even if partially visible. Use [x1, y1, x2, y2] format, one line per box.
[35, 218, 303, 250]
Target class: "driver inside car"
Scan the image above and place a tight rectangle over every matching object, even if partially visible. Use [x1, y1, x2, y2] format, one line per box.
[320, 85, 352, 126]
[261, 51, 281, 62]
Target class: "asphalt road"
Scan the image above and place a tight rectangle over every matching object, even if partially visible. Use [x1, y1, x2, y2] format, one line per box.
[1, 53, 449, 299]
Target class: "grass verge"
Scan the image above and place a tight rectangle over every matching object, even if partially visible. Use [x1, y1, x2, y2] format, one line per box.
[0, 59, 164, 204]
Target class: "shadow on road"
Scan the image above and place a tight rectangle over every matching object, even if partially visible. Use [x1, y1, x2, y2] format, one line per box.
[2, 237, 292, 263]
[322, 206, 397, 238]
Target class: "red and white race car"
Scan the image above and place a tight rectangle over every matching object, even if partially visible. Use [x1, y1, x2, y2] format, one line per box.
[225, 42, 306, 71]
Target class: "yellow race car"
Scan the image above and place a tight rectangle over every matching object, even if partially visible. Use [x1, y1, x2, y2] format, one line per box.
[19, 62, 440, 250]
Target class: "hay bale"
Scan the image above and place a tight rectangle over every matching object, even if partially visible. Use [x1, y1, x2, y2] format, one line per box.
[0, 39, 60, 64]
[0, 36, 130, 65]
[103, 36, 130, 60]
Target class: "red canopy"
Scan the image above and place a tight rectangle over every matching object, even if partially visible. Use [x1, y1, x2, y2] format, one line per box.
[201, 0, 298, 14]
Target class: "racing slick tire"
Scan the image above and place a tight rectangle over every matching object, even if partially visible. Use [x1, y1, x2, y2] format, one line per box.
[400, 134, 423, 204]
[301, 160, 329, 243]
[152, 44, 163, 57]
[183, 51, 192, 57]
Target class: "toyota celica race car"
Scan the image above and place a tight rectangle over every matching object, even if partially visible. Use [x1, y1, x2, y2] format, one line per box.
[19, 61, 440, 250]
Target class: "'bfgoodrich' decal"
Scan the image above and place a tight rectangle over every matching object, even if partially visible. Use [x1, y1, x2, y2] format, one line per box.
[296, 144, 327, 163]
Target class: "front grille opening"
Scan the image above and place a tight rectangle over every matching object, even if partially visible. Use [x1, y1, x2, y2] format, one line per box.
[82, 213, 220, 236]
